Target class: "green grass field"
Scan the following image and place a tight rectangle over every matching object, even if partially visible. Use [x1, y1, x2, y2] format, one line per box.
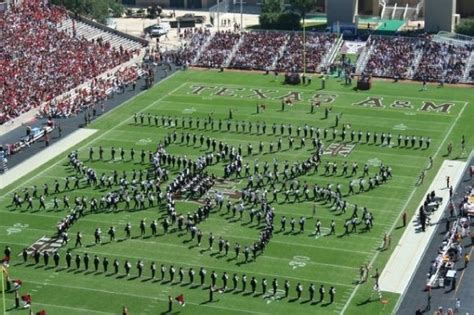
[1, 70, 473, 315]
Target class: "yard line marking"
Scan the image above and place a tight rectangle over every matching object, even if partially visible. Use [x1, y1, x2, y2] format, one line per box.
[3, 298, 115, 315]
[0, 74, 184, 200]
[340, 100, 469, 314]
[15, 279, 270, 315]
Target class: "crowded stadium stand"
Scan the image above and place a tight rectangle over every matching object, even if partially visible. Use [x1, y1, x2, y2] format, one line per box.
[358, 33, 474, 83]
[413, 40, 472, 83]
[178, 28, 212, 65]
[176, 28, 474, 84]
[195, 31, 242, 68]
[229, 31, 289, 71]
[276, 32, 339, 73]
[178, 29, 338, 73]
[0, 0, 146, 125]
[364, 36, 423, 79]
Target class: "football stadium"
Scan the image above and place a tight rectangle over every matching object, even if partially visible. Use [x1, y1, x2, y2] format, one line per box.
[0, 1, 473, 315]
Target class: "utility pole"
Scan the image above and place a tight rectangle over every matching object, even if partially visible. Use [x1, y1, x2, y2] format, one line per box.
[240, 0, 243, 31]
[217, 0, 220, 32]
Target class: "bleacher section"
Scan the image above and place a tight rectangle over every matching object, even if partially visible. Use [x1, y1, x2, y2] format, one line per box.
[196, 31, 241, 68]
[413, 40, 472, 83]
[364, 36, 423, 79]
[358, 33, 473, 83]
[229, 31, 289, 71]
[178, 29, 473, 85]
[180, 30, 337, 73]
[0, 0, 146, 125]
[58, 17, 145, 52]
[464, 52, 474, 83]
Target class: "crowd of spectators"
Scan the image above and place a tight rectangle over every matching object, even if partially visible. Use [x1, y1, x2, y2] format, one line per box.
[414, 41, 473, 83]
[177, 28, 211, 66]
[229, 31, 289, 71]
[276, 33, 338, 73]
[39, 66, 141, 118]
[0, 0, 138, 125]
[364, 36, 422, 79]
[196, 31, 242, 68]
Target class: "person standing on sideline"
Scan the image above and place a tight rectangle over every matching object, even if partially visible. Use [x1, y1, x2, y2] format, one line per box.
[329, 286, 336, 303]
[168, 296, 173, 313]
[454, 298, 461, 314]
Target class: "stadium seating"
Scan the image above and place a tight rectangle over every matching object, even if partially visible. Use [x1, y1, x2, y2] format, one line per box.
[196, 31, 242, 68]
[229, 31, 289, 71]
[359, 35, 474, 83]
[39, 65, 142, 119]
[414, 40, 473, 83]
[276, 33, 338, 73]
[178, 30, 338, 73]
[57, 18, 144, 52]
[364, 36, 423, 79]
[0, 0, 143, 125]
[177, 28, 212, 65]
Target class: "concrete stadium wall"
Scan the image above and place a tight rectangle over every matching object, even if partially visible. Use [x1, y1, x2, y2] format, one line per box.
[457, 0, 474, 17]
[424, 0, 456, 33]
[326, 0, 358, 26]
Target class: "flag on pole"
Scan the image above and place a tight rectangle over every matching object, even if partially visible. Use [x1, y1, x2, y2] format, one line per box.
[175, 294, 185, 306]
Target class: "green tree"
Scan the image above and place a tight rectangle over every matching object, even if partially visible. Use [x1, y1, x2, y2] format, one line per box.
[51, 0, 123, 23]
[288, 0, 316, 27]
[261, 0, 282, 14]
[455, 19, 474, 36]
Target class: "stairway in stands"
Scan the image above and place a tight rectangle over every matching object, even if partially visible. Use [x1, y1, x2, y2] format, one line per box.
[192, 32, 215, 65]
[462, 51, 474, 83]
[224, 34, 245, 67]
[57, 17, 145, 52]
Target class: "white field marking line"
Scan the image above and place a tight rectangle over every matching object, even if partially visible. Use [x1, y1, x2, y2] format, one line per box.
[0, 224, 51, 234]
[71, 248, 354, 288]
[0, 79, 185, 201]
[2, 298, 115, 315]
[340, 100, 469, 314]
[249, 253, 359, 270]
[17, 280, 271, 315]
[178, 81, 468, 106]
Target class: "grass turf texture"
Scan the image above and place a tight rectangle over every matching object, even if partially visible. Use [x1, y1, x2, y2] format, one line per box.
[1, 70, 473, 315]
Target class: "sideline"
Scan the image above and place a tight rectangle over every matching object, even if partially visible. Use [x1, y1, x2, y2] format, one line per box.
[0, 128, 98, 190]
[340, 97, 469, 314]
[379, 159, 466, 293]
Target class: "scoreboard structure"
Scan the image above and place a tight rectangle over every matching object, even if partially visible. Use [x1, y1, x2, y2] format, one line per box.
[326, 0, 459, 33]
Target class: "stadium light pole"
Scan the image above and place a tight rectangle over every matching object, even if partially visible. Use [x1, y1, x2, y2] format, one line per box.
[240, 0, 243, 31]
[217, 0, 220, 32]
[303, 18, 306, 76]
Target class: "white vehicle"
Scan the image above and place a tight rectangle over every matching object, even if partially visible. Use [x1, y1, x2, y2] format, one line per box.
[106, 18, 117, 30]
[150, 25, 169, 37]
